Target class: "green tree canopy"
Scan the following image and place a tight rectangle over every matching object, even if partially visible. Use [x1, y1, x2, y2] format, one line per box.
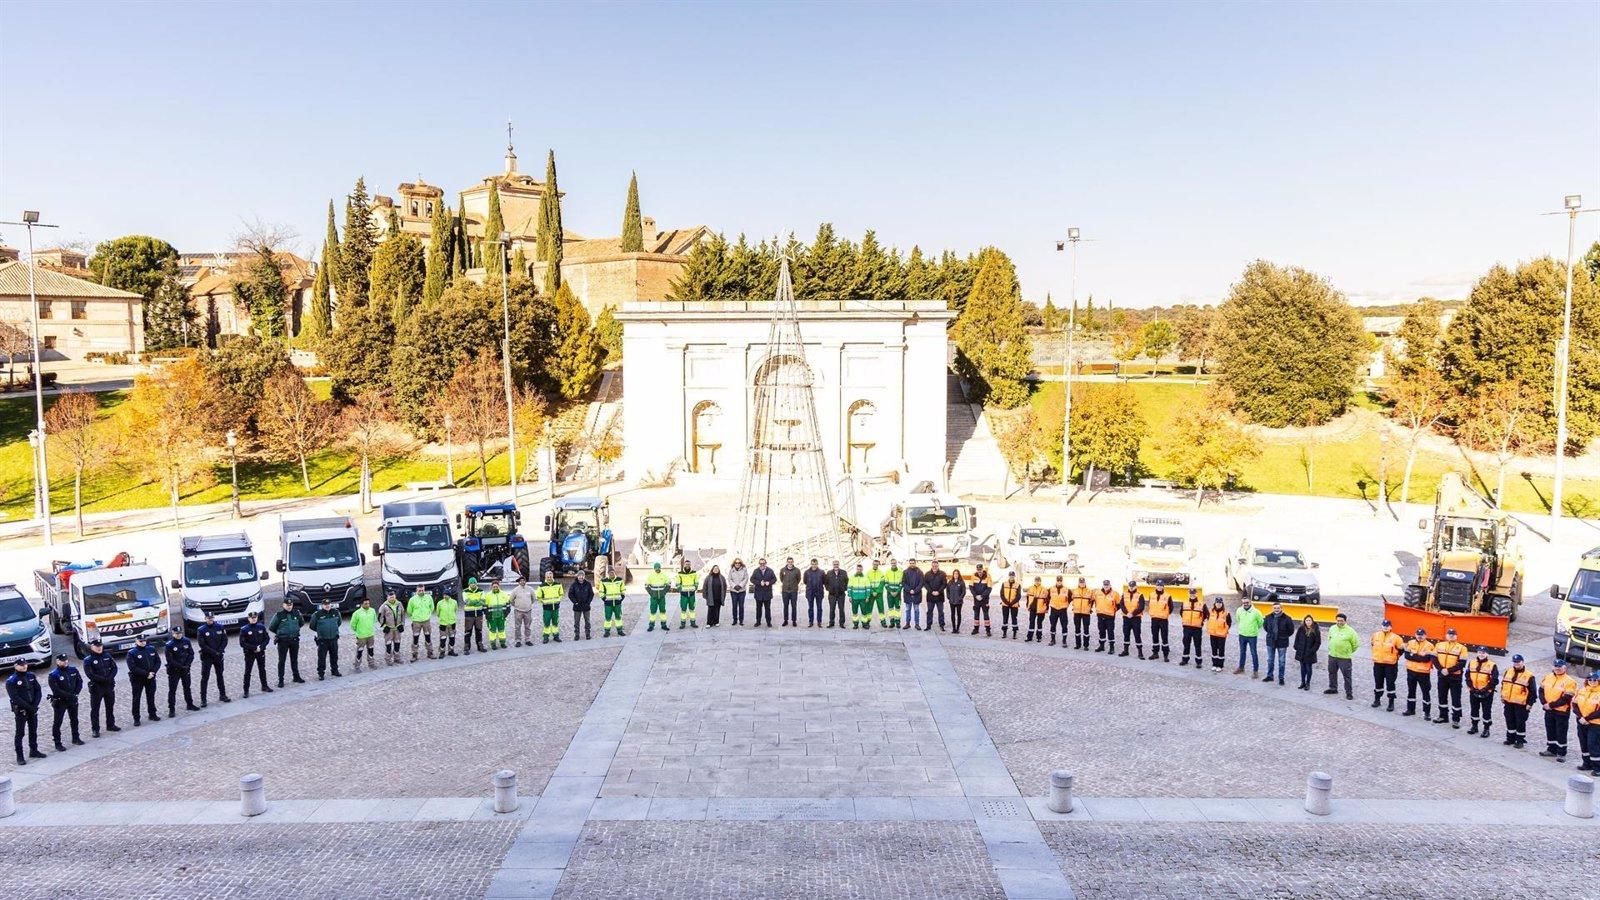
[424, 199, 452, 303]
[547, 283, 601, 401]
[338, 177, 377, 307]
[951, 248, 1033, 408]
[542, 150, 564, 294]
[89, 235, 178, 299]
[1161, 386, 1262, 505]
[483, 181, 506, 291]
[1215, 260, 1366, 427]
[370, 231, 426, 326]
[231, 248, 288, 341]
[320, 303, 395, 404]
[1140, 320, 1177, 367]
[1389, 297, 1443, 382]
[304, 201, 337, 342]
[143, 259, 194, 351]
[620, 172, 644, 253]
[595, 304, 622, 362]
[205, 335, 293, 436]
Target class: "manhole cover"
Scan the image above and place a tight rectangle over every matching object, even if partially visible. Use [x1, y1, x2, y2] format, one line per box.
[976, 798, 1028, 819]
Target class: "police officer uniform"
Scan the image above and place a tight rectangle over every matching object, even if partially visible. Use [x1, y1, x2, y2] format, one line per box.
[125, 635, 162, 725]
[197, 613, 232, 705]
[164, 628, 200, 716]
[46, 654, 84, 750]
[7, 660, 45, 764]
[83, 639, 121, 736]
[239, 611, 274, 696]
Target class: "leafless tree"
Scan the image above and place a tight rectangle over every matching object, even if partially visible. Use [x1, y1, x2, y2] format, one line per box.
[340, 388, 412, 512]
[45, 389, 110, 535]
[442, 358, 506, 502]
[257, 369, 339, 490]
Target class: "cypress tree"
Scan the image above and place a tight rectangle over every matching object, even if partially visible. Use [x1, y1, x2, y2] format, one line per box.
[338, 177, 377, 307]
[542, 150, 564, 294]
[306, 200, 336, 340]
[620, 171, 644, 253]
[484, 181, 506, 291]
[424, 200, 451, 303]
[951, 248, 1033, 408]
[511, 247, 528, 282]
[452, 198, 468, 277]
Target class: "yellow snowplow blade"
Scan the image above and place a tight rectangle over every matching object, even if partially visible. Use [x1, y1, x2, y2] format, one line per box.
[1251, 600, 1341, 625]
[1130, 584, 1204, 605]
[1382, 600, 1510, 653]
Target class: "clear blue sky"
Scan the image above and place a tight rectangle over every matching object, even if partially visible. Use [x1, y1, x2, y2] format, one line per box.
[2, 1, 1595, 307]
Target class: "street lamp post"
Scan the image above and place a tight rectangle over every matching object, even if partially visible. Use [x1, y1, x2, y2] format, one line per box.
[443, 413, 455, 485]
[2, 211, 60, 545]
[1549, 193, 1596, 533]
[1055, 228, 1081, 500]
[488, 230, 519, 503]
[226, 430, 240, 519]
[26, 430, 42, 519]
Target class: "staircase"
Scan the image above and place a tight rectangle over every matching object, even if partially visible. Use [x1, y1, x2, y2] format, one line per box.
[558, 369, 624, 487]
[944, 373, 1007, 496]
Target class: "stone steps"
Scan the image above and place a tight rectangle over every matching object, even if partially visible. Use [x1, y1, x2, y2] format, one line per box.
[944, 374, 1006, 495]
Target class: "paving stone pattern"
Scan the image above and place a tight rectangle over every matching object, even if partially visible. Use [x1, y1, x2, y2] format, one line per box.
[3, 822, 520, 900]
[1041, 822, 1600, 899]
[948, 645, 1555, 800]
[604, 638, 961, 799]
[556, 821, 1006, 900]
[22, 648, 617, 802]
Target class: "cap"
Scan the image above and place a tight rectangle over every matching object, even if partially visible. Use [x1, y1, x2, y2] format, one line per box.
[1126, 580, 1137, 588]
[1381, 619, 1391, 627]
[54, 653, 68, 662]
[1445, 628, 1457, 636]
[1553, 659, 1567, 668]
[1414, 628, 1426, 636]
[1511, 653, 1524, 663]
[1587, 671, 1599, 681]
[467, 577, 479, 585]
[1101, 579, 1112, 586]
[90, 638, 103, 646]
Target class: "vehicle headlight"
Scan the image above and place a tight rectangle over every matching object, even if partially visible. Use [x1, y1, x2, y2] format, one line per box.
[32, 632, 50, 649]
[183, 596, 199, 608]
[348, 576, 365, 588]
[287, 582, 304, 593]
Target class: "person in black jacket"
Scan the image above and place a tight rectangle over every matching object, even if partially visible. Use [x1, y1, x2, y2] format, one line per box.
[700, 565, 727, 628]
[568, 570, 596, 640]
[238, 611, 273, 697]
[947, 570, 968, 634]
[923, 563, 948, 632]
[750, 559, 777, 628]
[823, 561, 849, 628]
[47, 654, 84, 750]
[8, 659, 45, 764]
[164, 627, 199, 717]
[779, 557, 801, 627]
[1292, 615, 1321, 691]
[803, 558, 825, 627]
[1261, 602, 1296, 686]
[82, 638, 120, 736]
[196, 612, 232, 705]
[902, 562, 924, 631]
[125, 634, 162, 725]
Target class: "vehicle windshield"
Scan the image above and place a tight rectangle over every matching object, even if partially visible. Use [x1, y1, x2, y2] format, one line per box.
[0, 596, 36, 624]
[79, 577, 164, 616]
[557, 509, 599, 533]
[472, 512, 517, 538]
[183, 555, 257, 586]
[386, 524, 451, 552]
[1251, 548, 1305, 568]
[907, 505, 967, 534]
[1018, 528, 1065, 546]
[288, 538, 360, 571]
[1135, 534, 1184, 552]
[1569, 570, 1600, 607]
[1442, 519, 1489, 553]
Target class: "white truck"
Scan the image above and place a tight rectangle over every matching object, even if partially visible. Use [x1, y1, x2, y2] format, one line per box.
[172, 533, 268, 628]
[0, 583, 52, 670]
[373, 501, 461, 601]
[1125, 517, 1196, 587]
[277, 516, 367, 614]
[36, 557, 172, 658]
[996, 521, 1080, 574]
[878, 492, 982, 565]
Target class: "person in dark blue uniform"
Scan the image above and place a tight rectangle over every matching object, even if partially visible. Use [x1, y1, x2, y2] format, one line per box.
[47, 654, 84, 751]
[125, 634, 162, 725]
[83, 638, 121, 737]
[164, 627, 200, 717]
[196, 611, 232, 706]
[8, 659, 46, 765]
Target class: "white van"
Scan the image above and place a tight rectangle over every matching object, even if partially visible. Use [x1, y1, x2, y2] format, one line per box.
[173, 533, 268, 627]
[277, 517, 366, 614]
[374, 501, 460, 600]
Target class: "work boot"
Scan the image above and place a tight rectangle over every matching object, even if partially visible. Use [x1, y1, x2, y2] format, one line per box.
[647, 622, 655, 632]
[985, 627, 992, 636]
[1480, 726, 1491, 740]
[14, 754, 24, 766]
[554, 633, 562, 642]
[1433, 711, 1447, 724]
[1422, 704, 1431, 719]
[617, 626, 626, 637]
[1138, 650, 1146, 660]
[412, 648, 419, 662]
[150, 712, 161, 722]
[1451, 720, 1459, 730]
[1049, 637, 1056, 646]
[1371, 693, 1381, 708]
[426, 647, 435, 660]
[1387, 697, 1395, 712]
[1323, 688, 1338, 695]
[689, 621, 698, 629]
[54, 740, 67, 752]
[1467, 722, 1479, 735]
[29, 749, 46, 759]
[106, 724, 121, 732]
[1402, 704, 1415, 717]
[1232, 666, 1244, 675]
[72, 736, 83, 745]
[354, 660, 363, 674]
[1180, 656, 1190, 667]
[1539, 749, 1559, 758]
[1119, 648, 1129, 657]
[542, 635, 550, 644]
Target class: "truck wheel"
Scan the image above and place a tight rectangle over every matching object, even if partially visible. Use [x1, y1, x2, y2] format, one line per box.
[1509, 576, 1522, 622]
[538, 556, 553, 582]
[1489, 594, 1513, 618]
[50, 606, 62, 634]
[73, 633, 87, 660]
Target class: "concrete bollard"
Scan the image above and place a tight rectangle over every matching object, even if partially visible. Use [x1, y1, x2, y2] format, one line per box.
[1564, 774, 1594, 820]
[494, 769, 519, 814]
[239, 773, 267, 817]
[0, 776, 13, 819]
[1048, 770, 1075, 814]
[1304, 771, 1333, 816]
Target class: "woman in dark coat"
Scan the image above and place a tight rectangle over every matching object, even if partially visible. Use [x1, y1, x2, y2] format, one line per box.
[1292, 615, 1321, 691]
[947, 570, 968, 634]
[701, 565, 728, 627]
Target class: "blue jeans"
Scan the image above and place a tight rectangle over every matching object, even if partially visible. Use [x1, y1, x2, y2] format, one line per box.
[1237, 635, 1259, 671]
[1265, 644, 1287, 681]
[905, 602, 922, 629]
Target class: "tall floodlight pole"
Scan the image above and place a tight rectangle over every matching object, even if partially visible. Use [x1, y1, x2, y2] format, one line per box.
[1055, 228, 1081, 500]
[3, 211, 60, 545]
[1548, 194, 1596, 533]
[489, 230, 518, 502]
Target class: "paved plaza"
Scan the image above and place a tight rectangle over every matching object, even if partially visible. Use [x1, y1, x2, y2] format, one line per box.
[3, 611, 1595, 899]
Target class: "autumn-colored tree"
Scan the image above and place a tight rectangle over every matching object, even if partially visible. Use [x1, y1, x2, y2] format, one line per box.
[1110, 323, 1143, 374]
[257, 369, 339, 490]
[44, 389, 109, 535]
[442, 357, 506, 501]
[512, 385, 550, 485]
[1139, 320, 1177, 375]
[121, 357, 214, 524]
[1458, 380, 1541, 508]
[0, 321, 32, 384]
[1161, 386, 1261, 506]
[339, 388, 410, 512]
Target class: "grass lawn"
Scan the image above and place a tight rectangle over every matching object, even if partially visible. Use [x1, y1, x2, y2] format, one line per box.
[0, 392, 520, 523]
[1029, 380, 1599, 517]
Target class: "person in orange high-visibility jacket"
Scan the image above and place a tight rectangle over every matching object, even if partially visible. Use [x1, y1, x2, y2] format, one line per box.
[1177, 592, 1207, 669]
[1369, 619, 1406, 712]
[1575, 671, 1600, 773]
[1069, 578, 1093, 650]
[1465, 649, 1499, 739]
[1205, 597, 1231, 672]
[1401, 628, 1436, 719]
[1499, 654, 1535, 749]
[1432, 628, 1468, 728]
[1118, 581, 1146, 659]
[998, 573, 1022, 640]
[1046, 577, 1072, 647]
[1539, 659, 1580, 762]
[1093, 581, 1121, 654]
[1024, 577, 1050, 644]
[1146, 586, 1173, 663]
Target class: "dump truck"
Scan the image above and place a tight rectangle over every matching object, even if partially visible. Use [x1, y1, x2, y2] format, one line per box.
[37, 554, 172, 658]
[1551, 546, 1600, 668]
[1390, 472, 1524, 651]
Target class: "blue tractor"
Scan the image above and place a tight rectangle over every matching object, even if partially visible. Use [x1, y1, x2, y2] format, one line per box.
[539, 496, 628, 582]
[455, 503, 533, 584]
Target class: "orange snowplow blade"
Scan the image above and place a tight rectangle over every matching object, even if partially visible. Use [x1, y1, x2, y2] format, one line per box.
[1251, 601, 1341, 625]
[1129, 584, 1203, 605]
[1382, 600, 1510, 653]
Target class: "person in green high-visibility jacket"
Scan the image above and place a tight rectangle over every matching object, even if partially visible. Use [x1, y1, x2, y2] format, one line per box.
[350, 596, 378, 672]
[435, 590, 459, 658]
[882, 560, 904, 629]
[865, 559, 886, 632]
[645, 563, 670, 632]
[406, 586, 436, 662]
[485, 580, 512, 649]
[461, 578, 488, 655]
[600, 566, 627, 637]
[676, 561, 700, 630]
[847, 565, 871, 629]
[536, 572, 564, 644]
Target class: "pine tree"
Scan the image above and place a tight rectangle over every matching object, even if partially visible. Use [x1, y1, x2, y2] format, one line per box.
[951, 248, 1033, 408]
[905, 246, 940, 300]
[547, 283, 600, 400]
[620, 171, 644, 253]
[232, 248, 288, 341]
[306, 200, 336, 339]
[595, 305, 623, 362]
[143, 259, 195, 351]
[424, 200, 451, 303]
[483, 181, 506, 290]
[1042, 294, 1059, 330]
[338, 177, 377, 307]
[667, 233, 727, 299]
[542, 150, 564, 294]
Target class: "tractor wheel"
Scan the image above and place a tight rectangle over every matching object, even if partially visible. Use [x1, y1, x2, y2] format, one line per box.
[514, 548, 532, 581]
[593, 556, 608, 582]
[1402, 584, 1427, 609]
[461, 554, 481, 584]
[1511, 576, 1523, 622]
[538, 556, 554, 582]
[1488, 593, 1513, 618]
